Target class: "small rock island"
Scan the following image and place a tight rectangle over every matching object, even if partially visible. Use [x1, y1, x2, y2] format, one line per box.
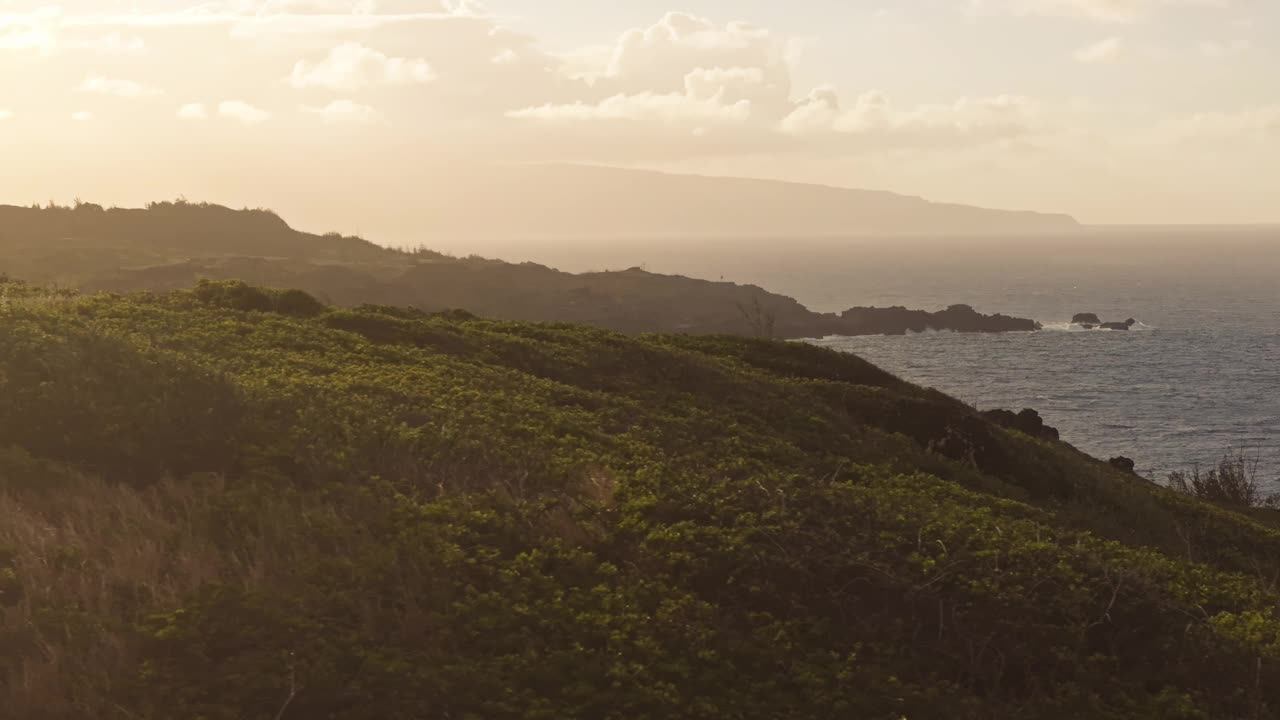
[1073, 313, 1137, 331]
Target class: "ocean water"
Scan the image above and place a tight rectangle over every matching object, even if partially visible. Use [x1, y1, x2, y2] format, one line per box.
[454, 229, 1280, 482]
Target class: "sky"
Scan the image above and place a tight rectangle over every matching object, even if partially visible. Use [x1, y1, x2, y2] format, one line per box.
[1, 0, 1278, 233]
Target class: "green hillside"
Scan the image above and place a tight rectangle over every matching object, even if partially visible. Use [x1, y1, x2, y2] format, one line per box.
[4, 277, 1280, 719]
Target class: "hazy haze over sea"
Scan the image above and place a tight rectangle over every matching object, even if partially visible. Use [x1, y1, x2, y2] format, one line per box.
[447, 229, 1280, 482]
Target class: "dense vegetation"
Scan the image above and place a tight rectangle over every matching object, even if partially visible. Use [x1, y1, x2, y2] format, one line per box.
[5, 277, 1280, 719]
[0, 201, 1036, 338]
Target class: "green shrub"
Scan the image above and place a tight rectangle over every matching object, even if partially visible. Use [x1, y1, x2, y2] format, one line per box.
[3, 283, 1280, 719]
[1168, 451, 1279, 508]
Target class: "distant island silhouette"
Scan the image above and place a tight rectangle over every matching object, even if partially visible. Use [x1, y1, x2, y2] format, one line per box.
[386, 164, 1080, 240]
[0, 200, 1040, 338]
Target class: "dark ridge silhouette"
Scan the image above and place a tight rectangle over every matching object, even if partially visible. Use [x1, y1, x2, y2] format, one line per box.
[0, 200, 1040, 338]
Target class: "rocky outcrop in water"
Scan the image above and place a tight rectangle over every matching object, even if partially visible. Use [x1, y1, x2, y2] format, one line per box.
[839, 304, 1041, 336]
[1100, 319, 1138, 331]
[1073, 313, 1137, 331]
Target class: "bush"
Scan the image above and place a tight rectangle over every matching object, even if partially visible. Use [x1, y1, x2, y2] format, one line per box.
[1167, 451, 1278, 508]
[191, 280, 324, 317]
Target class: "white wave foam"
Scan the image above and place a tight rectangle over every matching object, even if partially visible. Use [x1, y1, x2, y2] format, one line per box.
[1041, 320, 1155, 332]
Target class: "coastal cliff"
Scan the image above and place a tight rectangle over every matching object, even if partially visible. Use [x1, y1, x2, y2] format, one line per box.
[0, 201, 1038, 338]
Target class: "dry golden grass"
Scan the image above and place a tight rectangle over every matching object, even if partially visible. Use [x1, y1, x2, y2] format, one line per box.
[0, 468, 324, 718]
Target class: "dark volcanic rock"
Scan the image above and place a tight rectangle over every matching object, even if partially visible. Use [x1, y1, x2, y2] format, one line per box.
[839, 304, 1040, 336]
[1109, 456, 1138, 474]
[1100, 319, 1138, 331]
[982, 408, 1060, 442]
[1075, 313, 1137, 331]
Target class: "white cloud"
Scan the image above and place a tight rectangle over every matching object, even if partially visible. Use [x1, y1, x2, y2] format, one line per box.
[509, 63, 772, 133]
[596, 12, 792, 102]
[0, 7, 59, 53]
[781, 90, 1041, 149]
[76, 32, 146, 54]
[1075, 36, 1125, 63]
[508, 13, 1041, 159]
[51, 3, 483, 36]
[1199, 39, 1253, 57]
[1158, 106, 1280, 142]
[77, 74, 163, 98]
[491, 48, 519, 65]
[177, 103, 209, 120]
[506, 12, 801, 150]
[969, 0, 1231, 23]
[287, 42, 435, 90]
[510, 92, 752, 126]
[71, 110, 94, 121]
[0, 109, 12, 121]
[218, 100, 272, 124]
[302, 99, 383, 123]
[0, 8, 150, 56]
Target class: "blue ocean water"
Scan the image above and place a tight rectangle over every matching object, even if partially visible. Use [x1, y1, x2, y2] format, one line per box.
[459, 229, 1280, 482]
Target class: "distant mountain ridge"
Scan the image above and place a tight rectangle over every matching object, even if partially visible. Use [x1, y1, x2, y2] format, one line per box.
[406, 164, 1080, 239]
[0, 200, 1040, 338]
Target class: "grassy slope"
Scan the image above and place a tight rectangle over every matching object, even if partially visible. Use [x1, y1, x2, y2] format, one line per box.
[3, 279, 1280, 719]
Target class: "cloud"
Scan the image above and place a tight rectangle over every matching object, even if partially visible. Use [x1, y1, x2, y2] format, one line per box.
[503, 12, 804, 156]
[781, 90, 1041, 149]
[513, 66, 768, 124]
[1075, 36, 1125, 62]
[0, 7, 59, 53]
[592, 12, 792, 104]
[510, 92, 752, 127]
[71, 110, 94, 121]
[56, 2, 481, 37]
[76, 32, 146, 54]
[1199, 39, 1253, 57]
[177, 102, 209, 120]
[302, 99, 383, 123]
[506, 13, 1043, 160]
[77, 75, 163, 98]
[968, 0, 1230, 23]
[218, 100, 272, 124]
[0, 8, 150, 56]
[287, 42, 435, 89]
[491, 48, 519, 65]
[1159, 106, 1280, 142]
[0, 109, 12, 120]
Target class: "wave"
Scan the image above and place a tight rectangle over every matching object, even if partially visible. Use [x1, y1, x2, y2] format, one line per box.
[1041, 320, 1155, 332]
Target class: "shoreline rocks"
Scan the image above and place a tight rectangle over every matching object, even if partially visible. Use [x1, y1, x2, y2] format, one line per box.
[1073, 313, 1138, 331]
[836, 303, 1041, 337]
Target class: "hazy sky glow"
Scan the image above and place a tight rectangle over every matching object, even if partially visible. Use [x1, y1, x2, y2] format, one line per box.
[1, 0, 1277, 231]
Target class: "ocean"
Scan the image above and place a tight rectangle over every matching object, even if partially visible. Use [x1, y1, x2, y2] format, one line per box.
[446, 229, 1280, 484]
